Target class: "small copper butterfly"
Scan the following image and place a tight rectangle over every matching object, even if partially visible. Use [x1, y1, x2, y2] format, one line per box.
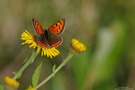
[32, 18, 65, 48]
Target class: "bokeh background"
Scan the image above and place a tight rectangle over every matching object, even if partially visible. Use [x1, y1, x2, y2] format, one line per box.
[0, 0, 135, 90]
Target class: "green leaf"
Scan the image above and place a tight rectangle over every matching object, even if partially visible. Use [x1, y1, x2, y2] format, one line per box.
[0, 84, 4, 90]
[12, 72, 17, 75]
[52, 64, 56, 73]
[23, 55, 30, 65]
[32, 63, 42, 88]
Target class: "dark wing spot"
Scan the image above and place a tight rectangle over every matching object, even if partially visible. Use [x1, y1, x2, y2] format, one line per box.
[59, 21, 62, 25]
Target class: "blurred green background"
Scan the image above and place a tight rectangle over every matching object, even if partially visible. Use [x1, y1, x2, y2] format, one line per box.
[0, 0, 135, 90]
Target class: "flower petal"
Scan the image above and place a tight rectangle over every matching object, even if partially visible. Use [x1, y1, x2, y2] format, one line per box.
[21, 30, 60, 58]
[5, 76, 20, 88]
[70, 39, 86, 54]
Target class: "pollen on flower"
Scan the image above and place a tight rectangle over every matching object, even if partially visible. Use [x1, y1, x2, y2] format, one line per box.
[5, 76, 20, 88]
[70, 39, 86, 54]
[21, 30, 60, 58]
[26, 85, 35, 90]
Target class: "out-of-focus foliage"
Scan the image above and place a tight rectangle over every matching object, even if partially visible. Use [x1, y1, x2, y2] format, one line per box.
[0, 0, 135, 90]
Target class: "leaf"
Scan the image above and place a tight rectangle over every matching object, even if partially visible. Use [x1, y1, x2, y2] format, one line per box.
[12, 72, 17, 75]
[32, 63, 42, 88]
[52, 64, 56, 73]
[0, 84, 4, 90]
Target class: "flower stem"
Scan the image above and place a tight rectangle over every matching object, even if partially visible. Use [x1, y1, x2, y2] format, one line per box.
[35, 52, 74, 89]
[13, 51, 38, 80]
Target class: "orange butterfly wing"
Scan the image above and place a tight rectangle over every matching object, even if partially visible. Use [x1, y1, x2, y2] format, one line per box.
[48, 34, 63, 47]
[48, 18, 65, 34]
[32, 18, 43, 34]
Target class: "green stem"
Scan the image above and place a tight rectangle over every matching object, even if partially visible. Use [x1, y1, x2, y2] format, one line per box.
[35, 52, 74, 89]
[13, 51, 38, 79]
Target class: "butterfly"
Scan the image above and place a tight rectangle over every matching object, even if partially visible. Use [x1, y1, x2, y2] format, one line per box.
[32, 18, 65, 48]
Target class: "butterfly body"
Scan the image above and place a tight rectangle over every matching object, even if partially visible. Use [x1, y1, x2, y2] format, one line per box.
[32, 18, 65, 48]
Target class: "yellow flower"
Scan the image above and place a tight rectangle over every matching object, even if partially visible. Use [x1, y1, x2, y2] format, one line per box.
[26, 86, 36, 90]
[70, 39, 86, 54]
[5, 76, 20, 88]
[21, 30, 60, 58]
